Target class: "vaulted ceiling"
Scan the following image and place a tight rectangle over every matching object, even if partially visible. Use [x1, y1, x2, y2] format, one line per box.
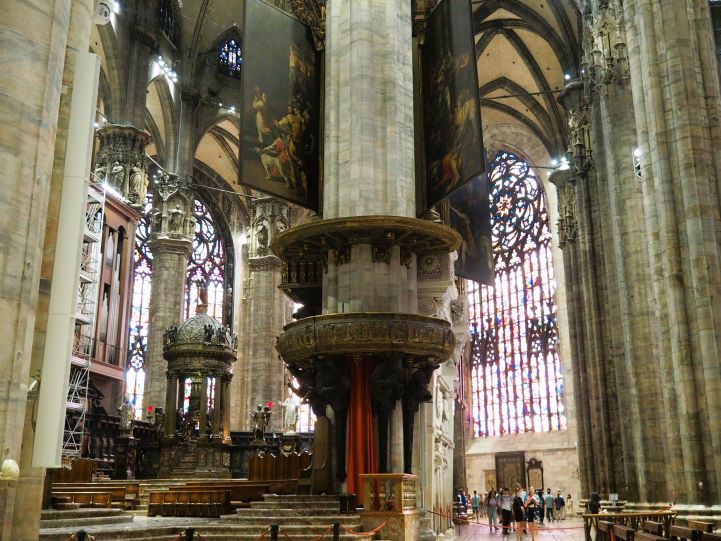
[135, 0, 580, 197]
[473, 0, 580, 162]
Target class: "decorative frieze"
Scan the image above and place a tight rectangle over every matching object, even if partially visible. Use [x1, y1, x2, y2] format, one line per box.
[94, 124, 151, 207]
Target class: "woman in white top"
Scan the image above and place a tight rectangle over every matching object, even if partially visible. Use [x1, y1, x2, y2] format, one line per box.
[486, 490, 499, 532]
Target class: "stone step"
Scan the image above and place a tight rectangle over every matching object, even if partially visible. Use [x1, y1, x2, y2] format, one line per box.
[263, 495, 340, 502]
[213, 521, 362, 534]
[40, 513, 134, 529]
[40, 526, 181, 541]
[230, 511, 361, 523]
[41, 508, 128, 521]
[250, 501, 341, 511]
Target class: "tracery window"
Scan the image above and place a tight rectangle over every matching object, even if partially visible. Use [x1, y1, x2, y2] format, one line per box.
[218, 39, 242, 77]
[468, 151, 565, 437]
[126, 196, 226, 418]
[184, 198, 226, 321]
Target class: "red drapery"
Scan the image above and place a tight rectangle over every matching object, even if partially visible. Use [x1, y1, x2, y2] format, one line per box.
[346, 357, 377, 499]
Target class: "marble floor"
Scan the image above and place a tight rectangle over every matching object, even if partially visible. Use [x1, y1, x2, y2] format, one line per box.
[454, 519, 586, 541]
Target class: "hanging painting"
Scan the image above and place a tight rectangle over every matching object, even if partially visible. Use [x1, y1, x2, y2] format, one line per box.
[421, 0, 485, 210]
[240, 0, 320, 211]
[448, 175, 493, 285]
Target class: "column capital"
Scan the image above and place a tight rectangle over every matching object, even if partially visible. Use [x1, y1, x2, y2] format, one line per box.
[93, 124, 152, 208]
[249, 197, 292, 258]
[149, 172, 196, 243]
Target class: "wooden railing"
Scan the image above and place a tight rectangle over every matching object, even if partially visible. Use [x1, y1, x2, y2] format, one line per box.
[582, 511, 677, 541]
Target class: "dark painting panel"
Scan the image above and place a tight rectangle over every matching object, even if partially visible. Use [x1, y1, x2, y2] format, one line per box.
[422, 0, 485, 210]
[449, 175, 493, 285]
[240, 0, 320, 211]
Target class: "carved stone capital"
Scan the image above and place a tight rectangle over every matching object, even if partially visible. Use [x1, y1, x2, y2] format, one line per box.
[250, 197, 292, 258]
[94, 124, 151, 207]
[249, 255, 283, 272]
[149, 173, 195, 242]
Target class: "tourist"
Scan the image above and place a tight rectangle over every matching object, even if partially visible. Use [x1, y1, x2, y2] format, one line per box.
[471, 490, 482, 522]
[566, 494, 574, 517]
[525, 486, 540, 541]
[480, 491, 488, 518]
[486, 489, 499, 532]
[499, 487, 513, 536]
[459, 488, 468, 512]
[554, 492, 565, 520]
[512, 488, 526, 541]
[587, 492, 602, 514]
[544, 488, 555, 522]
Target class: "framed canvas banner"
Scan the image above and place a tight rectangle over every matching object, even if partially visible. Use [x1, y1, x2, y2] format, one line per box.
[449, 174, 493, 285]
[240, 0, 321, 211]
[421, 0, 485, 210]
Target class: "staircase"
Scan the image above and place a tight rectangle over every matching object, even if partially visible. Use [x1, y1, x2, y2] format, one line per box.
[39, 494, 390, 541]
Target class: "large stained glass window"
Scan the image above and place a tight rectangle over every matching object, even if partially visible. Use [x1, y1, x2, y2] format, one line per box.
[218, 39, 242, 77]
[184, 198, 226, 321]
[468, 151, 565, 437]
[126, 196, 226, 418]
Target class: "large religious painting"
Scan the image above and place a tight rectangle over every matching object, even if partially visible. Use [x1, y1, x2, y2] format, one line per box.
[449, 176, 493, 285]
[421, 0, 485, 210]
[240, 0, 320, 211]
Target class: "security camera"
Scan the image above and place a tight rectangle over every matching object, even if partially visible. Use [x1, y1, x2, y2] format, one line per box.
[93, 1, 113, 25]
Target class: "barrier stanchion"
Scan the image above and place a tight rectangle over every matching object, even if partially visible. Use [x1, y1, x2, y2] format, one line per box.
[271, 524, 279, 541]
[184, 527, 195, 541]
[332, 522, 340, 541]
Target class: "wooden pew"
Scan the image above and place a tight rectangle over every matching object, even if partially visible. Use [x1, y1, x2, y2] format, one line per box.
[52, 482, 140, 509]
[597, 520, 614, 541]
[701, 533, 721, 541]
[636, 532, 666, 541]
[688, 522, 714, 534]
[51, 491, 112, 508]
[642, 521, 665, 536]
[147, 489, 230, 518]
[613, 524, 636, 541]
[671, 525, 701, 541]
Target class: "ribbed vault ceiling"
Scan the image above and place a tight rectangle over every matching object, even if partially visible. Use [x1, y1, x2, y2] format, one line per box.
[139, 0, 580, 194]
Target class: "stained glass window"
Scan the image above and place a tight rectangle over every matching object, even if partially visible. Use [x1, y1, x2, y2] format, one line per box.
[218, 39, 242, 77]
[126, 196, 226, 418]
[184, 198, 226, 321]
[468, 151, 566, 438]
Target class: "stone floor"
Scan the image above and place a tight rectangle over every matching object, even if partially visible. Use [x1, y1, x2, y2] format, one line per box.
[454, 518, 586, 541]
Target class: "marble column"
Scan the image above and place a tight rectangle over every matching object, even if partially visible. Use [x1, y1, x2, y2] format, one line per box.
[144, 173, 194, 412]
[123, 1, 160, 128]
[323, 0, 417, 312]
[239, 197, 292, 432]
[622, 0, 721, 504]
[322, 0, 417, 476]
[0, 0, 94, 539]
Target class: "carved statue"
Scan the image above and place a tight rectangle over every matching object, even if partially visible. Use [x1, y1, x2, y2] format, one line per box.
[94, 162, 107, 182]
[169, 205, 185, 233]
[371, 357, 404, 472]
[217, 325, 227, 344]
[250, 404, 271, 441]
[287, 365, 324, 417]
[118, 398, 135, 435]
[256, 221, 269, 248]
[402, 365, 436, 473]
[110, 161, 125, 189]
[130, 165, 148, 202]
[281, 391, 300, 433]
[204, 324, 215, 342]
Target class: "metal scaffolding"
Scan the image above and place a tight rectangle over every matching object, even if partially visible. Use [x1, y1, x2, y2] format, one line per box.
[62, 181, 105, 462]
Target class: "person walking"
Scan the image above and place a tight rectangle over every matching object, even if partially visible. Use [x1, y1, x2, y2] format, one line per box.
[499, 488, 513, 537]
[487, 489, 499, 532]
[544, 488, 555, 523]
[554, 492, 565, 520]
[566, 494, 574, 518]
[512, 488, 526, 541]
[525, 487, 540, 541]
[471, 490, 482, 522]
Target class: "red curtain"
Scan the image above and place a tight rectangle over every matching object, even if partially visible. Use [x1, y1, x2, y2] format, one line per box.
[346, 357, 377, 499]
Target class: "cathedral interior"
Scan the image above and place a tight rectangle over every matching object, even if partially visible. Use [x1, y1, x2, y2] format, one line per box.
[2, 0, 721, 540]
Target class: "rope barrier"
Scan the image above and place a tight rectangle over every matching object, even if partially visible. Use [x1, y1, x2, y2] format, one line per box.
[63, 533, 96, 541]
[254, 527, 271, 541]
[338, 521, 388, 536]
[425, 507, 586, 532]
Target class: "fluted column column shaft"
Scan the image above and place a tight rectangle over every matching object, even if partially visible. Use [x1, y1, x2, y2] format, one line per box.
[624, 0, 721, 503]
